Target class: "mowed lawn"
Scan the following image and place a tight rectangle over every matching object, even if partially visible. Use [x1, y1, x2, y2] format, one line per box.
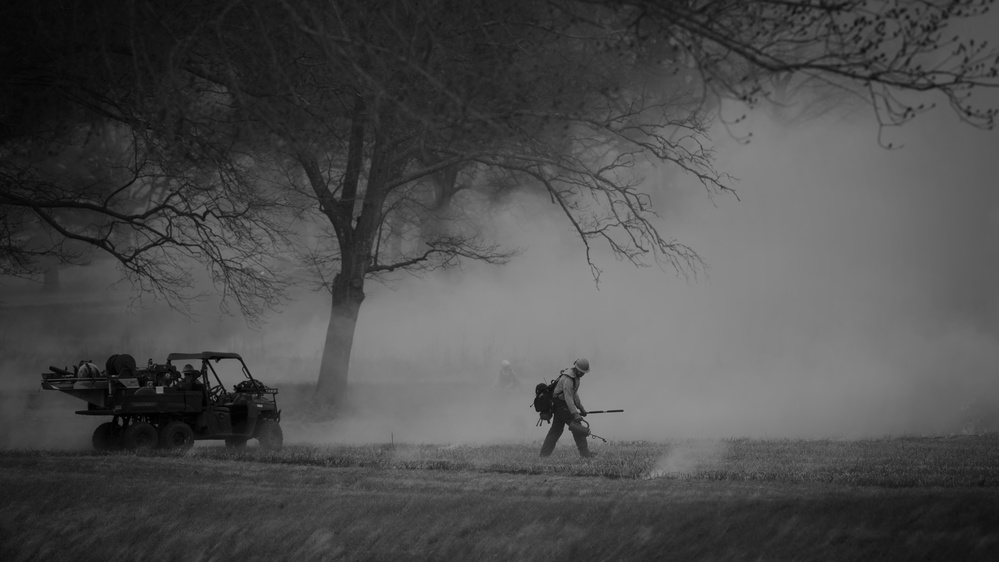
[2, 437, 998, 561]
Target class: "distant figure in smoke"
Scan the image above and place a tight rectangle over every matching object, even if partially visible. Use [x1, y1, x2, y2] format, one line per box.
[539, 358, 592, 458]
[497, 359, 520, 390]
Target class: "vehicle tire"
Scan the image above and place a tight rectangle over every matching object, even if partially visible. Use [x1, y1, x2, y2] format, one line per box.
[159, 421, 194, 450]
[225, 438, 248, 449]
[92, 422, 121, 450]
[255, 419, 283, 450]
[122, 422, 158, 450]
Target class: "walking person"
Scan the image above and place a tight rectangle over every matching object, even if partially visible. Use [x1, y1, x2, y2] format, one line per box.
[539, 358, 593, 458]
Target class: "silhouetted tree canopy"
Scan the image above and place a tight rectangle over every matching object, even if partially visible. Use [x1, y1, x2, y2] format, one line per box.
[2, 0, 996, 399]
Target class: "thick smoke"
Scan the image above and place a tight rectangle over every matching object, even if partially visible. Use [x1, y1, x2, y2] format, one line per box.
[4, 104, 998, 448]
[333, 105, 999, 442]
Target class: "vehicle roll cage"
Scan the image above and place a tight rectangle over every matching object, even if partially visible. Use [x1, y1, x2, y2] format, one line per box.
[165, 351, 259, 393]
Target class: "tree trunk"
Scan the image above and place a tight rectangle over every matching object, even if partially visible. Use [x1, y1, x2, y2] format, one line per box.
[314, 273, 365, 406]
[305, 111, 391, 408]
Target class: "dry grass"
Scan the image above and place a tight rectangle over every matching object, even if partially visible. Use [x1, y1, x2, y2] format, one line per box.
[67, 434, 993, 485]
[4, 303, 999, 559]
[2, 437, 999, 561]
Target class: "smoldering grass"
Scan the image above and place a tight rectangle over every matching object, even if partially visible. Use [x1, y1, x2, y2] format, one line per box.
[655, 436, 999, 487]
[4, 435, 998, 485]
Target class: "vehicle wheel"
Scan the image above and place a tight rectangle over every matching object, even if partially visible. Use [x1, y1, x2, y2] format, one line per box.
[255, 419, 283, 450]
[92, 422, 121, 450]
[122, 422, 158, 450]
[159, 421, 194, 450]
[225, 438, 248, 449]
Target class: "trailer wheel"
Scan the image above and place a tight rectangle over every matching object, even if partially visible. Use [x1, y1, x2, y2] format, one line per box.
[225, 438, 248, 449]
[255, 419, 283, 450]
[92, 422, 121, 450]
[122, 422, 158, 450]
[159, 421, 194, 450]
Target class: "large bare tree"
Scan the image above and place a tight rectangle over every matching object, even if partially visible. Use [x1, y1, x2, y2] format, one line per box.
[173, 0, 723, 401]
[3, 0, 997, 403]
[0, 0, 293, 318]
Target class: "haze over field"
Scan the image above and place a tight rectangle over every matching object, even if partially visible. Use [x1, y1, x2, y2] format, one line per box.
[341, 106, 999, 442]
[4, 105, 999, 447]
[6, 1, 999, 452]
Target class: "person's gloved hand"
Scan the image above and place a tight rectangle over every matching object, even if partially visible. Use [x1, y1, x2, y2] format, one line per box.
[580, 409, 588, 417]
[573, 413, 584, 423]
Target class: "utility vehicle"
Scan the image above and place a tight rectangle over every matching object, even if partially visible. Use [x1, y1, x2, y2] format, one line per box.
[40, 351, 282, 450]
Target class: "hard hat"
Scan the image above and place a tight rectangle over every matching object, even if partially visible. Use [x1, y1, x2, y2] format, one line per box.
[182, 364, 198, 374]
[573, 358, 590, 373]
[501, 360, 510, 367]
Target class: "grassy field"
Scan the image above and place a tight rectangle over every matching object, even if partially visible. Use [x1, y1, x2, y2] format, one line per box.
[4, 306, 999, 560]
[2, 437, 998, 561]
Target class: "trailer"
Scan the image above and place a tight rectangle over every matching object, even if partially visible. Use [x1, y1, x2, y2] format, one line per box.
[40, 351, 282, 450]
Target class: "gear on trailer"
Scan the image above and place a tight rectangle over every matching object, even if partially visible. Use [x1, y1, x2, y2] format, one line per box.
[105, 354, 137, 377]
[39, 351, 283, 451]
[76, 361, 101, 378]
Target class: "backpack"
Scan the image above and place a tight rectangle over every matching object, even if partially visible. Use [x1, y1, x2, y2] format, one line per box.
[532, 374, 567, 425]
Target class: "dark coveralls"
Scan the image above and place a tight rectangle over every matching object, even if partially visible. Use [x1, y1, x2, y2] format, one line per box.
[178, 374, 205, 393]
[539, 370, 591, 457]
